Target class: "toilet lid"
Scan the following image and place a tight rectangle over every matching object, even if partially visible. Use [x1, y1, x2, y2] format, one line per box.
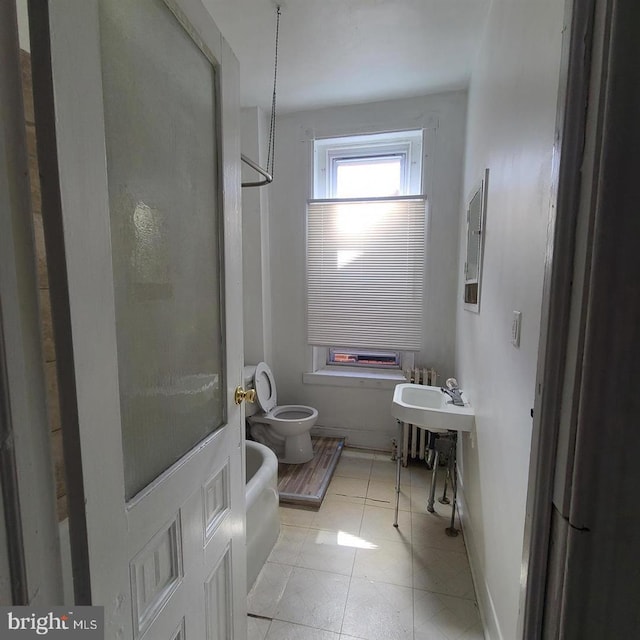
[254, 362, 277, 412]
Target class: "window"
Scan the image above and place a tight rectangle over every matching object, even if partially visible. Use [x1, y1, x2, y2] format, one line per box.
[328, 348, 401, 368]
[307, 131, 426, 373]
[333, 155, 403, 198]
[314, 130, 423, 199]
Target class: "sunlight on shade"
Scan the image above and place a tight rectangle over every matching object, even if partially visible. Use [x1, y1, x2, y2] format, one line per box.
[337, 201, 393, 235]
[337, 249, 363, 269]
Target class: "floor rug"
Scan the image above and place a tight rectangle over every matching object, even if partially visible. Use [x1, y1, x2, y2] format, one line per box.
[277, 436, 345, 507]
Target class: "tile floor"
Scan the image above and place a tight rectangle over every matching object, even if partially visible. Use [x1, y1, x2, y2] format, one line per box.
[247, 448, 484, 640]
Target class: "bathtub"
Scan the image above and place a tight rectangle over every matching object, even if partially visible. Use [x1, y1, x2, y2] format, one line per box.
[245, 439, 280, 591]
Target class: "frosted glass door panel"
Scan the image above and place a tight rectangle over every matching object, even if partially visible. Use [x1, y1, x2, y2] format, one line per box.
[99, 0, 224, 499]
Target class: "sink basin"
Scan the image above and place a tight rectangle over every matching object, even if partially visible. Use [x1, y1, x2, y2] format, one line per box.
[391, 383, 475, 433]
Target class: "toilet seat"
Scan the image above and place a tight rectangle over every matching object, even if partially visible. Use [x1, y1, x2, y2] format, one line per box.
[269, 405, 317, 421]
[254, 362, 277, 412]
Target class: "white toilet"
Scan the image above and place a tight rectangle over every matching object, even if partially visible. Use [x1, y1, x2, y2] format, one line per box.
[244, 362, 318, 464]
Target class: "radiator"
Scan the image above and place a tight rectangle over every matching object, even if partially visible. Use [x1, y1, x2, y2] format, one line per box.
[400, 367, 437, 465]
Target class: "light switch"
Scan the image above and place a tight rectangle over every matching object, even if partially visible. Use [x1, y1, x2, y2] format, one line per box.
[511, 311, 522, 347]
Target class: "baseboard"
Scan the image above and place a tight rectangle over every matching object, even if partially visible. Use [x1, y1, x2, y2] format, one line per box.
[457, 476, 503, 640]
[310, 424, 395, 452]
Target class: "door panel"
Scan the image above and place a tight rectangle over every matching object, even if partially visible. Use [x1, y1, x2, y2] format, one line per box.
[98, 0, 225, 500]
[40, 0, 246, 637]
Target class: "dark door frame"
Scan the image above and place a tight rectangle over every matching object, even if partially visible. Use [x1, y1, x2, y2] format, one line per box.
[521, 0, 640, 636]
[0, 0, 63, 605]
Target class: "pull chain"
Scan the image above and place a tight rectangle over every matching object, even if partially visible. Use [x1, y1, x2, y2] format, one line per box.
[266, 6, 281, 179]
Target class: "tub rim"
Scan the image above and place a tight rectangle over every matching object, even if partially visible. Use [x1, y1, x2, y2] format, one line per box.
[245, 439, 278, 507]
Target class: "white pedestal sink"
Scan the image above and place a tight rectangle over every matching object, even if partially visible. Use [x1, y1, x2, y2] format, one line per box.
[391, 383, 475, 432]
[391, 383, 475, 534]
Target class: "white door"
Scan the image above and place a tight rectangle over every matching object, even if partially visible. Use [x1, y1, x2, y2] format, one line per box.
[41, 1, 246, 638]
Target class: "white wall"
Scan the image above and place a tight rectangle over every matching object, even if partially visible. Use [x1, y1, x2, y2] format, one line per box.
[241, 106, 273, 365]
[267, 93, 467, 449]
[455, 1, 564, 638]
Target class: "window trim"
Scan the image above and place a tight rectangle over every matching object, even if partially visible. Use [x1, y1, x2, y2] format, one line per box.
[303, 347, 413, 389]
[308, 130, 424, 380]
[314, 129, 424, 199]
[330, 153, 407, 198]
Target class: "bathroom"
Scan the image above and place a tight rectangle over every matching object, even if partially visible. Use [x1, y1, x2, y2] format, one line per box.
[237, 4, 559, 639]
[5, 0, 564, 637]
[3, 0, 637, 639]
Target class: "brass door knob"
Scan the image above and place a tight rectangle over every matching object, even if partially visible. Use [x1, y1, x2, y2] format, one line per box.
[234, 386, 256, 405]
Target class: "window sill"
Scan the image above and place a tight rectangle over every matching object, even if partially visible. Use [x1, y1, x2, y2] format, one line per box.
[303, 367, 408, 390]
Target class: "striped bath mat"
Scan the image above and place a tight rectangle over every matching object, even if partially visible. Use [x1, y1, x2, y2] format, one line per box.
[277, 436, 345, 507]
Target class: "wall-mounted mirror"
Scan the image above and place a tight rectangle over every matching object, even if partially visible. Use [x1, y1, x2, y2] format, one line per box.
[464, 168, 489, 311]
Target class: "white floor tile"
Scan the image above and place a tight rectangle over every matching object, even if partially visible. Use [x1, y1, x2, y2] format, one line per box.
[360, 504, 411, 544]
[267, 525, 308, 566]
[265, 620, 340, 640]
[365, 480, 411, 511]
[413, 589, 484, 640]
[248, 561, 293, 618]
[409, 459, 455, 491]
[409, 488, 428, 514]
[458, 623, 486, 640]
[265, 447, 484, 640]
[413, 547, 476, 599]
[296, 529, 357, 576]
[412, 511, 466, 553]
[310, 497, 364, 535]
[247, 616, 271, 640]
[326, 476, 369, 503]
[370, 458, 408, 485]
[352, 538, 413, 588]
[342, 577, 413, 640]
[335, 456, 373, 480]
[414, 625, 449, 640]
[342, 448, 376, 460]
[408, 462, 432, 488]
[279, 504, 316, 528]
[274, 566, 350, 632]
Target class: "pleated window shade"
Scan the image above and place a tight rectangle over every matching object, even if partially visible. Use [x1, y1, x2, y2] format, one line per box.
[307, 196, 427, 350]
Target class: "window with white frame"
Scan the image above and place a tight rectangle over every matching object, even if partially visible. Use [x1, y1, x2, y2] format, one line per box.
[308, 130, 426, 371]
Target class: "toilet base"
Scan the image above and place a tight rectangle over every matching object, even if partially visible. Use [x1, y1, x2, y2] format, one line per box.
[250, 423, 314, 464]
[283, 432, 314, 464]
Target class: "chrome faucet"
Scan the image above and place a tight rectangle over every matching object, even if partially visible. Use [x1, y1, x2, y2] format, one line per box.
[441, 377, 465, 406]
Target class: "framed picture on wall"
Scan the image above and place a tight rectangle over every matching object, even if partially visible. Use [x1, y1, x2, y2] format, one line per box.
[464, 168, 489, 312]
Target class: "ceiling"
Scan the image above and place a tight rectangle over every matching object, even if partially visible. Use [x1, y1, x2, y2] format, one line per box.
[203, 0, 491, 114]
